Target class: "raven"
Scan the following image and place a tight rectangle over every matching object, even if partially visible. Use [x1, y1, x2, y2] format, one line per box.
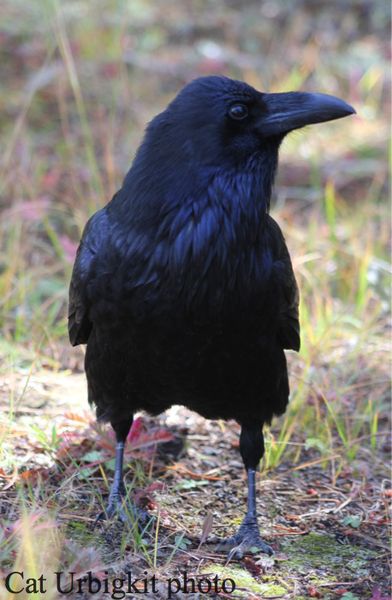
[69, 76, 354, 556]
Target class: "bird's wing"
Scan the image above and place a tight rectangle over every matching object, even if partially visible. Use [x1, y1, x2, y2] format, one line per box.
[277, 253, 300, 351]
[68, 209, 109, 346]
[268, 216, 301, 352]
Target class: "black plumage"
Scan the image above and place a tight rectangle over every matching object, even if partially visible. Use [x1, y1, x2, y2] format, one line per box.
[69, 76, 354, 555]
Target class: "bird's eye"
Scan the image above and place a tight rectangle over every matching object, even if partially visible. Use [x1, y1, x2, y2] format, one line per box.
[228, 103, 249, 120]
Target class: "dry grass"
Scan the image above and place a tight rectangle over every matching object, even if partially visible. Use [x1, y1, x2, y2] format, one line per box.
[0, 1, 390, 598]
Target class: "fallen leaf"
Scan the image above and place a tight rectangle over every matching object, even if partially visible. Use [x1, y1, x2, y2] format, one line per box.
[128, 416, 145, 442]
[307, 585, 322, 598]
[167, 464, 222, 481]
[20, 468, 49, 484]
[199, 511, 214, 546]
[243, 555, 262, 576]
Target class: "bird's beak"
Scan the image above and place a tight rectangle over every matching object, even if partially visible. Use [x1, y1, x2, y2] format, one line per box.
[259, 91, 356, 137]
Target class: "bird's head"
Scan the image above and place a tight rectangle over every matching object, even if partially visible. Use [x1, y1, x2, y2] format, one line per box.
[144, 75, 355, 169]
[122, 76, 355, 223]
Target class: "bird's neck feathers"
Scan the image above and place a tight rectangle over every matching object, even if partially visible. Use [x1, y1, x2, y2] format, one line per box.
[209, 152, 278, 230]
[108, 146, 280, 298]
[114, 145, 279, 243]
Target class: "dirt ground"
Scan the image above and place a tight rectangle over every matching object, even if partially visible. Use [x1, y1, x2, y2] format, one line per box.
[1, 369, 390, 599]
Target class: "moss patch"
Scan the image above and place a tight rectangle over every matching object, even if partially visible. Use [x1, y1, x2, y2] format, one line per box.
[199, 535, 378, 599]
[201, 564, 287, 598]
[280, 531, 378, 587]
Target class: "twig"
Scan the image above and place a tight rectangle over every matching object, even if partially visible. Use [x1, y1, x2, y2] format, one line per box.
[318, 580, 363, 588]
[332, 483, 360, 514]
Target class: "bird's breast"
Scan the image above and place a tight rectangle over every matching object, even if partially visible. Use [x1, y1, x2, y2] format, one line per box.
[109, 168, 278, 322]
[134, 216, 276, 324]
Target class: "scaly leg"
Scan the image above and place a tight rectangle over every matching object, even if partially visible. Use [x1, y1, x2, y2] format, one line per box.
[95, 417, 149, 526]
[209, 422, 273, 558]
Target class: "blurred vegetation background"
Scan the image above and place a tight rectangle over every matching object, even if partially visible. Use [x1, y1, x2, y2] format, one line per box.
[0, 0, 389, 369]
[0, 1, 390, 596]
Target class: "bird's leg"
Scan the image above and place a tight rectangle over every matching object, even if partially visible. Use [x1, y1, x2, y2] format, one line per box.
[243, 467, 258, 529]
[107, 435, 127, 510]
[210, 422, 273, 558]
[95, 417, 149, 526]
[231, 467, 272, 555]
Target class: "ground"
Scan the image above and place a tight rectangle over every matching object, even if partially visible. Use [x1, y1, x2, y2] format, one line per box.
[0, 369, 390, 599]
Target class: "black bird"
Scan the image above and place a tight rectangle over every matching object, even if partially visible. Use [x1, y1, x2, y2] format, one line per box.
[69, 76, 354, 556]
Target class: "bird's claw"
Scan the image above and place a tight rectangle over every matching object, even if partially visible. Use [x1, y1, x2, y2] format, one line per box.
[93, 491, 152, 529]
[207, 517, 273, 559]
[214, 535, 273, 559]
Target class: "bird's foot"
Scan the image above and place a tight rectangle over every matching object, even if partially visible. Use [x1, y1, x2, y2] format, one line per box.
[208, 515, 273, 559]
[94, 485, 152, 529]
